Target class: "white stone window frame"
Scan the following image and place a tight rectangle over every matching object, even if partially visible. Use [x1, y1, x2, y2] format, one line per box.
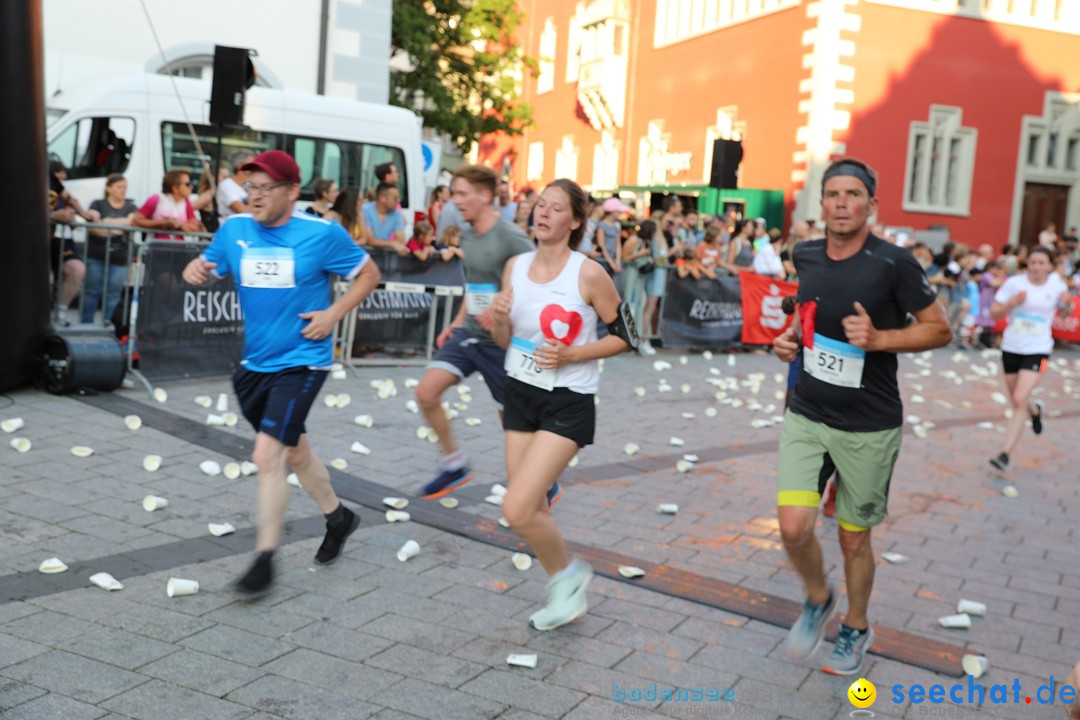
[538, 18, 557, 95]
[902, 105, 977, 217]
[555, 135, 580, 181]
[654, 0, 801, 48]
[592, 130, 621, 190]
[1007, 91, 1080, 245]
[566, 4, 584, 84]
[528, 141, 545, 182]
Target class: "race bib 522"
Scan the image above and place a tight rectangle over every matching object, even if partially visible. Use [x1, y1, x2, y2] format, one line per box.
[240, 247, 296, 289]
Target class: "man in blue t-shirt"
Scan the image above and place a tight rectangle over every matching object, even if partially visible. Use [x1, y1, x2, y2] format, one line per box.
[183, 150, 381, 597]
[362, 182, 409, 255]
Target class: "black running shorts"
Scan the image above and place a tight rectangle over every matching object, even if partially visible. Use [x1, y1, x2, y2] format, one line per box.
[503, 377, 595, 447]
[1001, 351, 1049, 375]
[234, 366, 328, 447]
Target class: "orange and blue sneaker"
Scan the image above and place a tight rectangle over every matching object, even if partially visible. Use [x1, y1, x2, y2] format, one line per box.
[421, 465, 475, 499]
[546, 481, 562, 507]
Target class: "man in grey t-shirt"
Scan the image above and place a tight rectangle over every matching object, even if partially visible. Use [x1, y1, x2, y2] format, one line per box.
[415, 165, 532, 499]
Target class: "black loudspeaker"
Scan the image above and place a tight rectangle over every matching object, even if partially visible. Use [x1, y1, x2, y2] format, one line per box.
[709, 138, 743, 189]
[40, 329, 126, 394]
[210, 45, 257, 126]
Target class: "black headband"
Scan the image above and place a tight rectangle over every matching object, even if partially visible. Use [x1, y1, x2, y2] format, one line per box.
[822, 162, 877, 197]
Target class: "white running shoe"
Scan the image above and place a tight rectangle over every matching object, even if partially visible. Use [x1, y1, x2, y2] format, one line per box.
[640, 341, 657, 356]
[528, 559, 593, 631]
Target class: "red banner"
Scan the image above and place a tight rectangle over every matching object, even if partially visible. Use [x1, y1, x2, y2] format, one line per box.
[740, 273, 799, 345]
[1052, 303, 1080, 342]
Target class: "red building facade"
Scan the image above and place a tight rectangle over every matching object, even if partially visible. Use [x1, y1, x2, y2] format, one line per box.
[479, 0, 1080, 248]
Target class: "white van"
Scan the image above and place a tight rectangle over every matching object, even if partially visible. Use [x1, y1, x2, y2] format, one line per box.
[46, 74, 425, 223]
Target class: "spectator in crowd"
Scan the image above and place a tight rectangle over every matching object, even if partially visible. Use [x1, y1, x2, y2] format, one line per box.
[217, 149, 255, 219]
[520, 188, 539, 231]
[720, 219, 755, 275]
[405, 220, 437, 261]
[974, 243, 996, 271]
[998, 244, 1021, 276]
[325, 186, 366, 244]
[436, 198, 467, 239]
[1038, 222, 1058, 249]
[596, 198, 628, 276]
[642, 216, 679, 355]
[678, 211, 703, 247]
[83, 173, 137, 324]
[781, 220, 811, 280]
[497, 179, 518, 223]
[436, 225, 465, 262]
[658, 195, 683, 241]
[1065, 225, 1079, 263]
[976, 260, 1006, 347]
[427, 184, 449, 228]
[374, 161, 399, 187]
[131, 168, 204, 239]
[677, 245, 716, 280]
[48, 161, 91, 325]
[192, 166, 229, 231]
[580, 196, 603, 260]
[621, 220, 654, 342]
[753, 229, 786, 279]
[362, 182, 409, 255]
[696, 224, 724, 273]
[1055, 248, 1074, 279]
[305, 178, 338, 218]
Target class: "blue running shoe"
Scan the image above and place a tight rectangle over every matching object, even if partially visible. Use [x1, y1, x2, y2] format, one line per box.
[784, 585, 837, 660]
[821, 623, 875, 676]
[546, 481, 562, 507]
[421, 466, 474, 499]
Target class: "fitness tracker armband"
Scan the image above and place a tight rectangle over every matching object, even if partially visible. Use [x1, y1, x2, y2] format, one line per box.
[607, 301, 641, 350]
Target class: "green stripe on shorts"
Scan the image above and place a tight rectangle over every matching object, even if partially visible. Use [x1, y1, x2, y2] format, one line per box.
[777, 410, 902, 529]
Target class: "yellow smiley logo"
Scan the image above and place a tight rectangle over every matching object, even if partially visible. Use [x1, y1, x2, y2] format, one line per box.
[848, 678, 876, 708]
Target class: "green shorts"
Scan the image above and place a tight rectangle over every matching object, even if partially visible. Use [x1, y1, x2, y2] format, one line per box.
[777, 410, 902, 531]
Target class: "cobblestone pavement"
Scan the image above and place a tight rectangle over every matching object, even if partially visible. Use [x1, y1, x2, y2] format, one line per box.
[1, 347, 1078, 720]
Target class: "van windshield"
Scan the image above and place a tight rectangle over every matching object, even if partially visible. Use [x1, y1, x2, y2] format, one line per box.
[161, 122, 409, 208]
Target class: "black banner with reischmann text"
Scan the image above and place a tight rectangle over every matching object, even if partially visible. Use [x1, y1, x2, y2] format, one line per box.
[136, 241, 245, 380]
[353, 251, 464, 352]
[660, 275, 744, 349]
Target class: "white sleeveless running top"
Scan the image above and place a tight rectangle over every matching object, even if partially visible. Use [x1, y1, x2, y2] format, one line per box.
[506, 251, 600, 394]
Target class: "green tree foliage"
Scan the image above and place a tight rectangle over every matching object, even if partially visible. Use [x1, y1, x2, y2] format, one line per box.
[391, 0, 536, 151]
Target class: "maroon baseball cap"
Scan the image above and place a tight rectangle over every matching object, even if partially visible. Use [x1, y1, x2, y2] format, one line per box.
[241, 150, 300, 184]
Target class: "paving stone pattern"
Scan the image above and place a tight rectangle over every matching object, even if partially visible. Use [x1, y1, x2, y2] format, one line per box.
[0, 348, 1077, 719]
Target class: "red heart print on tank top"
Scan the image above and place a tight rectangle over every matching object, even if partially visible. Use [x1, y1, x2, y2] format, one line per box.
[540, 304, 584, 345]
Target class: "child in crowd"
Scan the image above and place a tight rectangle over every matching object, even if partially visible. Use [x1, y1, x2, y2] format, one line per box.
[436, 225, 465, 262]
[406, 220, 437, 261]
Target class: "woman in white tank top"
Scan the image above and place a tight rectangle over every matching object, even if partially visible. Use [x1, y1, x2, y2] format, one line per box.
[490, 179, 629, 632]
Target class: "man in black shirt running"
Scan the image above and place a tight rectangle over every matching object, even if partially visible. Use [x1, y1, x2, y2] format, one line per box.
[773, 158, 951, 675]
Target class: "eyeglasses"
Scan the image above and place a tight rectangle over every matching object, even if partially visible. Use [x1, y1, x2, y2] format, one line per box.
[242, 181, 291, 196]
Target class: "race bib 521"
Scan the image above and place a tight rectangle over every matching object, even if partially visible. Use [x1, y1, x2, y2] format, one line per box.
[803, 333, 865, 389]
[240, 247, 296, 289]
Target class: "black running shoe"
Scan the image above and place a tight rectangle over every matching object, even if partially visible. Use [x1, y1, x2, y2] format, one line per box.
[235, 553, 274, 597]
[989, 452, 1009, 471]
[1031, 401, 1044, 435]
[315, 506, 360, 565]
